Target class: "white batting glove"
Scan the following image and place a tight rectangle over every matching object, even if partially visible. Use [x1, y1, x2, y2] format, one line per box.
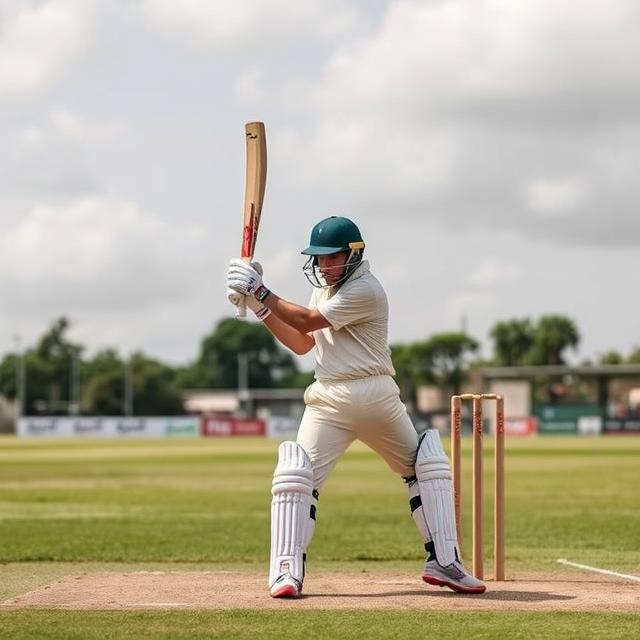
[226, 287, 271, 320]
[226, 261, 271, 320]
[227, 258, 264, 296]
[245, 294, 272, 321]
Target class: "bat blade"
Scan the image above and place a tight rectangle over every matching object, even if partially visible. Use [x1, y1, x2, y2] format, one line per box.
[236, 121, 267, 318]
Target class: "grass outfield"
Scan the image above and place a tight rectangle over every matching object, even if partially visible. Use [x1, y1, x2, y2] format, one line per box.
[1, 611, 640, 640]
[1, 435, 639, 637]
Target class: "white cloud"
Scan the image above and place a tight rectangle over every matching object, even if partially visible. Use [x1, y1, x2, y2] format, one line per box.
[18, 110, 125, 147]
[0, 197, 205, 310]
[525, 178, 586, 217]
[0, 0, 102, 96]
[235, 68, 267, 104]
[311, 0, 640, 117]
[267, 247, 300, 281]
[286, 0, 640, 245]
[444, 291, 495, 328]
[17, 126, 46, 146]
[50, 110, 125, 144]
[468, 256, 521, 286]
[3, 0, 640, 365]
[133, 0, 360, 50]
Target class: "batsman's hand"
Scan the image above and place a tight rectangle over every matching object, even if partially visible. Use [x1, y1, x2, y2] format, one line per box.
[226, 260, 271, 320]
[227, 258, 264, 297]
[227, 287, 271, 321]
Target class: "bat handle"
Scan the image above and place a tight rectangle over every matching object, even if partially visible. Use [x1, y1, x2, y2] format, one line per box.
[234, 256, 253, 320]
[235, 295, 248, 319]
[227, 288, 247, 319]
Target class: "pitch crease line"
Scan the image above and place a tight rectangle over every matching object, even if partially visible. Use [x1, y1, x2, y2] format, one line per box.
[557, 559, 640, 583]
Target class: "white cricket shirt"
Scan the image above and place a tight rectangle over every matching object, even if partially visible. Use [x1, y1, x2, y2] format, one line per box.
[309, 260, 395, 381]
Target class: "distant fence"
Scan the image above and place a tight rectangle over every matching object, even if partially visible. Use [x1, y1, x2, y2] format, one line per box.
[532, 404, 640, 436]
[533, 404, 603, 435]
[16, 415, 300, 439]
[15, 411, 640, 439]
[602, 418, 640, 434]
[17, 416, 201, 438]
[201, 417, 265, 437]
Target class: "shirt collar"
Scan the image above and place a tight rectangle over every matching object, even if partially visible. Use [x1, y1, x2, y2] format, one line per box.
[349, 259, 370, 281]
[329, 259, 369, 295]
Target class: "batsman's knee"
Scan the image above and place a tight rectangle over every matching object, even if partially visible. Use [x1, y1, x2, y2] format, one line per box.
[272, 441, 314, 496]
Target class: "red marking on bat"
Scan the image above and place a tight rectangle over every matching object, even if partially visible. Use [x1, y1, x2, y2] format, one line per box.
[242, 223, 253, 257]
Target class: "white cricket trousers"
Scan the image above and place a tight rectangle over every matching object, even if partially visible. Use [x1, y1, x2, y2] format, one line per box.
[296, 375, 419, 490]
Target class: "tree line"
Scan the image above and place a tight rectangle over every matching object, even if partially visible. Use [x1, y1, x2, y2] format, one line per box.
[0, 317, 311, 417]
[392, 315, 639, 404]
[0, 315, 638, 416]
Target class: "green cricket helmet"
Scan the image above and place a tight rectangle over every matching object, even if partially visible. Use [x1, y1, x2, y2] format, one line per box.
[301, 216, 365, 256]
[301, 216, 366, 288]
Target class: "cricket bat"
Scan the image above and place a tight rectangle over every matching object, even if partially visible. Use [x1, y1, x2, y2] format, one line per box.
[234, 121, 267, 318]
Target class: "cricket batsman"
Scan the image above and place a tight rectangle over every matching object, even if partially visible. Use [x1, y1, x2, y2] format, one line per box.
[226, 215, 485, 597]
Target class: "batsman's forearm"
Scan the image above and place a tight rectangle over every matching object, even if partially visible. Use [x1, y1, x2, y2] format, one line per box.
[263, 311, 315, 355]
[263, 292, 317, 333]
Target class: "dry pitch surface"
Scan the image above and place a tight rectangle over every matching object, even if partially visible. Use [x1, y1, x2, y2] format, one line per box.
[2, 571, 638, 612]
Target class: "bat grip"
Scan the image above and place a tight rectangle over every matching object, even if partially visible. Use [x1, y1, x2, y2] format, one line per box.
[234, 255, 252, 320]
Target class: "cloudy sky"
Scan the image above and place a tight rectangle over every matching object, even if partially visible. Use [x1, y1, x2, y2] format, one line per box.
[2, 0, 639, 369]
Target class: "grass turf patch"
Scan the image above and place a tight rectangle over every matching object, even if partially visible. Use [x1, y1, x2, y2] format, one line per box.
[1, 437, 639, 571]
[0, 610, 638, 640]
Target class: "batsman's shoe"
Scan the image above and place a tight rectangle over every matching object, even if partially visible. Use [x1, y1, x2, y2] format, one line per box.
[270, 573, 303, 598]
[422, 559, 486, 594]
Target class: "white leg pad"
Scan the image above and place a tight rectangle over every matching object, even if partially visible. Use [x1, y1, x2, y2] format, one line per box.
[412, 429, 461, 567]
[269, 441, 315, 588]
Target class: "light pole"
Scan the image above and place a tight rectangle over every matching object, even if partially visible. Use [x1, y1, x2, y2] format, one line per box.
[13, 335, 26, 418]
[69, 350, 80, 415]
[237, 352, 250, 417]
[124, 356, 133, 417]
[460, 314, 468, 335]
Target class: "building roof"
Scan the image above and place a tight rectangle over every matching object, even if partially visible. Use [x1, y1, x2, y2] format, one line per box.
[481, 364, 640, 379]
[183, 391, 238, 413]
[182, 388, 305, 413]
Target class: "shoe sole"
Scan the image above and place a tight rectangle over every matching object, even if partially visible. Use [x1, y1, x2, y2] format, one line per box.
[270, 584, 301, 598]
[422, 574, 486, 594]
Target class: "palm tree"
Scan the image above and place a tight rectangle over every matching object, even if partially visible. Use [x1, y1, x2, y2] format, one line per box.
[489, 318, 535, 366]
[526, 315, 580, 365]
[627, 347, 640, 364]
[416, 332, 479, 396]
[598, 351, 624, 365]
